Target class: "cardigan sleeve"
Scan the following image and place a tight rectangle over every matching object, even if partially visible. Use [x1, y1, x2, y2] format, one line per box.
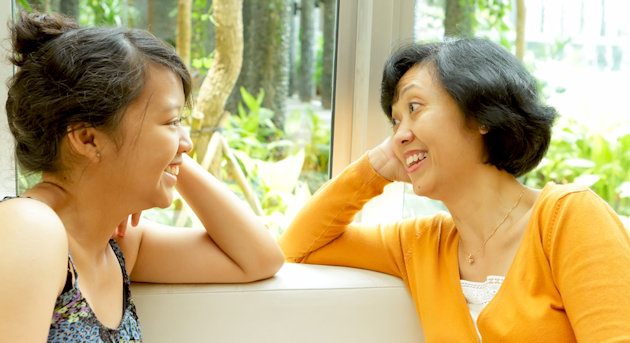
[279, 154, 417, 278]
[544, 186, 630, 341]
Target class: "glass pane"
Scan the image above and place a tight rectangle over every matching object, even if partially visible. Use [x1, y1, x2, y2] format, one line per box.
[12, 0, 338, 236]
[412, 0, 629, 219]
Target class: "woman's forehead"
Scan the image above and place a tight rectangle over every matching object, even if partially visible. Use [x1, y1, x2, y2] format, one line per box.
[394, 64, 441, 101]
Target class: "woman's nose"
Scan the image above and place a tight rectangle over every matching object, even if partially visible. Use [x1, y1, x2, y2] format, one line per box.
[178, 126, 193, 153]
[393, 122, 413, 146]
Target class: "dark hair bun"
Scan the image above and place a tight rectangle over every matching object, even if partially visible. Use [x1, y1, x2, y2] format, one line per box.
[10, 11, 79, 67]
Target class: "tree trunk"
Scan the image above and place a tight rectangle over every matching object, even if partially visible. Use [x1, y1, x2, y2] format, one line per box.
[191, 0, 244, 161]
[298, 0, 315, 102]
[147, 0, 154, 31]
[176, 0, 192, 67]
[225, 0, 290, 129]
[444, 0, 474, 38]
[515, 0, 526, 60]
[59, 0, 79, 19]
[244, 0, 266, 102]
[320, 0, 336, 109]
[288, 1, 298, 97]
[260, 0, 291, 129]
[225, 0, 255, 114]
[148, 0, 178, 45]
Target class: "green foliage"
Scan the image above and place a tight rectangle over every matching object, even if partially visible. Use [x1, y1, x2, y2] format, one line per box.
[224, 87, 293, 161]
[190, 0, 215, 75]
[522, 117, 630, 216]
[223, 87, 331, 232]
[285, 107, 330, 192]
[16, 0, 32, 11]
[17, 170, 41, 194]
[79, 0, 137, 27]
[474, 0, 512, 49]
[191, 53, 214, 71]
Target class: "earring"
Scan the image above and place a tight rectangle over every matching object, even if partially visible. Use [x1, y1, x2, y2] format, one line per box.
[479, 125, 489, 134]
[96, 151, 101, 161]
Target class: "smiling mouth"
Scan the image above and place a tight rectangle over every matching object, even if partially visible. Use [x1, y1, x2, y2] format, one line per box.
[406, 152, 428, 168]
[164, 165, 180, 176]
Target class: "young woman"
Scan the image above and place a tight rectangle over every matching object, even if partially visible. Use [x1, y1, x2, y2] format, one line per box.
[1, 12, 283, 342]
[280, 38, 630, 341]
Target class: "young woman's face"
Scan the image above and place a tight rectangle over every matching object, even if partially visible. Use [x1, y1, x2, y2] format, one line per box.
[106, 63, 191, 209]
[390, 63, 486, 200]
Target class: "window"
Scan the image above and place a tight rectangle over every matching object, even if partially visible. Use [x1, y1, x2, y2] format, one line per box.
[409, 0, 630, 219]
[4, 0, 344, 236]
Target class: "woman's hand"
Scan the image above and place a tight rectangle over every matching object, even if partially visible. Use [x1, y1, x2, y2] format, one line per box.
[113, 212, 142, 238]
[367, 137, 411, 183]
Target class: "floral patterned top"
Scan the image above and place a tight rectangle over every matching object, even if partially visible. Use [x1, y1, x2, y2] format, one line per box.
[48, 239, 143, 342]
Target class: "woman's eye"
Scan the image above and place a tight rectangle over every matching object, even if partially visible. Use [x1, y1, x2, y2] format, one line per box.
[168, 114, 187, 127]
[390, 117, 401, 128]
[409, 102, 421, 113]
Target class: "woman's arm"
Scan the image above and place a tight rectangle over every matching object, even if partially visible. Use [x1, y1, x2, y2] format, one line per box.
[119, 154, 284, 283]
[546, 187, 630, 339]
[279, 152, 414, 277]
[0, 199, 67, 341]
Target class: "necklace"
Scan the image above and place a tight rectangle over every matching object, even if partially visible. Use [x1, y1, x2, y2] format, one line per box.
[465, 189, 525, 265]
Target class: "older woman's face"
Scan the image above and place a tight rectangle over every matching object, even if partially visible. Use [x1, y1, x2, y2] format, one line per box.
[390, 64, 486, 200]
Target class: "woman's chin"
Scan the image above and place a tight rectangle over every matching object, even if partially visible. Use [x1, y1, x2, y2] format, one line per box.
[153, 191, 174, 209]
[411, 180, 431, 197]
[412, 184, 424, 196]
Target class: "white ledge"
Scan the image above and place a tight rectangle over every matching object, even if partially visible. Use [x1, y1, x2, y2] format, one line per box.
[132, 263, 424, 342]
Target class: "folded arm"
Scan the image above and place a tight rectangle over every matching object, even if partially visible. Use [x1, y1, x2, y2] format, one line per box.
[280, 154, 410, 278]
[118, 154, 284, 284]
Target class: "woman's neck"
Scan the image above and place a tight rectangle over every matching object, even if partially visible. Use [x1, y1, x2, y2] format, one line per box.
[24, 174, 128, 257]
[440, 169, 531, 247]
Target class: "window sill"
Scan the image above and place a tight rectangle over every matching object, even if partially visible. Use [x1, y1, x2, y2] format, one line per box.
[131, 263, 425, 342]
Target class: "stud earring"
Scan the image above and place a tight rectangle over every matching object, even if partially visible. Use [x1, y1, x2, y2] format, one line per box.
[96, 151, 101, 161]
[479, 125, 489, 134]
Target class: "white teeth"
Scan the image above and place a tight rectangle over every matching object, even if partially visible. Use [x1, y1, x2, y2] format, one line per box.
[165, 165, 179, 176]
[406, 152, 428, 167]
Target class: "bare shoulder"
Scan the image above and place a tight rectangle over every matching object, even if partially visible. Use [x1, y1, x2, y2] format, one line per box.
[0, 198, 68, 337]
[0, 197, 68, 287]
[0, 197, 67, 242]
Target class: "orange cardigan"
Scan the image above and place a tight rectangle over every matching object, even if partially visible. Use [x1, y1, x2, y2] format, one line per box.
[279, 155, 630, 342]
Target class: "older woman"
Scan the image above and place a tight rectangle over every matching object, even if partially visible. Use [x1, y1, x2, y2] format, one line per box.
[280, 38, 630, 341]
[1, 12, 283, 342]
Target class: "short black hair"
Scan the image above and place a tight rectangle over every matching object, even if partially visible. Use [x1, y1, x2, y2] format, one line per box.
[380, 38, 557, 177]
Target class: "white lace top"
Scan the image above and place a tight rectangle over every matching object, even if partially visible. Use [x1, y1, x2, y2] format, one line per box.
[460, 275, 505, 340]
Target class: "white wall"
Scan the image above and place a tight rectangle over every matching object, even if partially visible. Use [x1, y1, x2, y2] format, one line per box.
[0, 1, 16, 197]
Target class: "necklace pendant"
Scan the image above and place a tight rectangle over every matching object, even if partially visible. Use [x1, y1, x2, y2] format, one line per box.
[467, 253, 475, 265]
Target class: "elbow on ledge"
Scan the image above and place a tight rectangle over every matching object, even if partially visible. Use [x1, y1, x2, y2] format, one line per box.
[242, 244, 285, 282]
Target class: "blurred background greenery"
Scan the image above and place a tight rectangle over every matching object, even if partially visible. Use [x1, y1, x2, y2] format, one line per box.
[14, 0, 629, 232]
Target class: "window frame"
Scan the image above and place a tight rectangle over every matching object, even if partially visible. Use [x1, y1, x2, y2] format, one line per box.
[331, 0, 415, 176]
[0, 0, 16, 198]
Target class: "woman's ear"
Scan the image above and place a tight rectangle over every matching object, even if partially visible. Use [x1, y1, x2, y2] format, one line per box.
[66, 124, 105, 163]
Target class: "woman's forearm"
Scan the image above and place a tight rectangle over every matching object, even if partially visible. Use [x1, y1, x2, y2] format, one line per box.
[175, 154, 283, 280]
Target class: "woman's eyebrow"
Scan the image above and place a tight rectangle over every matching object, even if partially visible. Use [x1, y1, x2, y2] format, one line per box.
[398, 83, 422, 99]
